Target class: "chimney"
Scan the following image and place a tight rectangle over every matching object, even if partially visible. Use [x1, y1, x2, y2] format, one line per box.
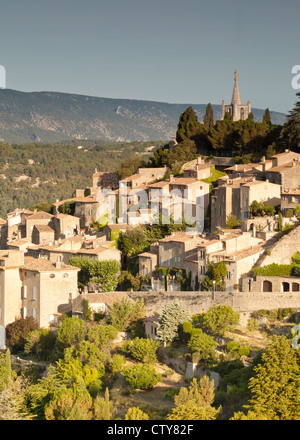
[169, 174, 174, 182]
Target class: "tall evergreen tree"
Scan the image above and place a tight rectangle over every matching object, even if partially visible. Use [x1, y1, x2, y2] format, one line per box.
[279, 92, 300, 151]
[232, 335, 300, 420]
[176, 106, 200, 143]
[262, 108, 271, 124]
[203, 103, 214, 129]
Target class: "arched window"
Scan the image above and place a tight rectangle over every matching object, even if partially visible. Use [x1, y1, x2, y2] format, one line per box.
[240, 107, 245, 120]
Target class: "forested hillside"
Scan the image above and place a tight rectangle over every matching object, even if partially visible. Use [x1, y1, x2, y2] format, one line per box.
[0, 140, 162, 218]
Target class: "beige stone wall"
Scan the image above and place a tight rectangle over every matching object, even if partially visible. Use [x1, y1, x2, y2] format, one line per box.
[39, 270, 78, 328]
[260, 224, 300, 266]
[0, 268, 22, 327]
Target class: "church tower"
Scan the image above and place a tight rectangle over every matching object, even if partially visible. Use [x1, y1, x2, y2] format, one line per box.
[221, 69, 251, 121]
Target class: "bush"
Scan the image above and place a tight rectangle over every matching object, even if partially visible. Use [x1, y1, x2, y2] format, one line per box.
[201, 305, 239, 336]
[122, 337, 160, 364]
[226, 341, 239, 353]
[238, 346, 251, 357]
[110, 354, 126, 373]
[125, 407, 149, 420]
[6, 317, 39, 353]
[181, 321, 193, 342]
[122, 364, 162, 390]
[88, 379, 103, 398]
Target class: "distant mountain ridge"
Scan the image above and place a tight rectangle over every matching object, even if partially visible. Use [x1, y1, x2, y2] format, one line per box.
[0, 89, 287, 144]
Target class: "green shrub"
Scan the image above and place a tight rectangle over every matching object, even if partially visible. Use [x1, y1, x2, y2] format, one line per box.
[121, 337, 160, 363]
[88, 379, 103, 398]
[226, 341, 239, 353]
[110, 354, 126, 373]
[182, 321, 193, 342]
[6, 317, 39, 353]
[122, 364, 162, 390]
[238, 346, 250, 357]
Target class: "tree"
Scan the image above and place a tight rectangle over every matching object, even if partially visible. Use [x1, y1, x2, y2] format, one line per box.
[225, 214, 241, 229]
[44, 387, 93, 420]
[122, 364, 162, 390]
[93, 388, 116, 420]
[176, 106, 201, 143]
[167, 376, 221, 420]
[188, 329, 217, 364]
[279, 92, 300, 151]
[202, 262, 228, 291]
[156, 302, 192, 344]
[116, 156, 146, 180]
[122, 337, 160, 363]
[24, 329, 56, 361]
[125, 407, 149, 420]
[68, 257, 120, 291]
[203, 103, 214, 130]
[232, 336, 300, 420]
[202, 305, 239, 336]
[56, 316, 87, 349]
[0, 349, 15, 390]
[108, 298, 145, 332]
[6, 317, 39, 353]
[262, 108, 271, 124]
[118, 225, 150, 258]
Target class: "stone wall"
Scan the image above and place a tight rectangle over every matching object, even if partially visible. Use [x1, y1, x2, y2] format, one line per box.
[260, 223, 300, 266]
[127, 290, 300, 326]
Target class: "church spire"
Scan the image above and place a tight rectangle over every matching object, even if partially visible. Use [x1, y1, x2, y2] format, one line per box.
[231, 69, 241, 105]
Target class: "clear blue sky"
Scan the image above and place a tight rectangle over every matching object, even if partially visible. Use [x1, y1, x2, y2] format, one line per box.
[1, 0, 300, 114]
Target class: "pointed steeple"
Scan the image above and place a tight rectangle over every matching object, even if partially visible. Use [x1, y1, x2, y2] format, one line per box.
[231, 69, 241, 105]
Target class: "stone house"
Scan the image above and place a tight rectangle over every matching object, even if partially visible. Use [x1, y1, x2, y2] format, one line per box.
[0, 251, 80, 328]
[5, 208, 34, 242]
[138, 243, 159, 278]
[211, 177, 281, 232]
[74, 195, 99, 229]
[27, 237, 121, 265]
[51, 213, 80, 240]
[196, 229, 266, 291]
[281, 189, 300, 215]
[32, 224, 55, 245]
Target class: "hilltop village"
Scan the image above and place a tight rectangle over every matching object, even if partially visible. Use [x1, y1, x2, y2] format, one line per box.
[0, 72, 300, 421]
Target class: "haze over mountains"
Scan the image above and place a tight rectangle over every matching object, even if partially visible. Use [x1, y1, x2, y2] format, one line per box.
[0, 89, 287, 144]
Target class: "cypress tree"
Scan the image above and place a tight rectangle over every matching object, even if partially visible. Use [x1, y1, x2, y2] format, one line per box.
[263, 108, 271, 124]
[203, 103, 214, 129]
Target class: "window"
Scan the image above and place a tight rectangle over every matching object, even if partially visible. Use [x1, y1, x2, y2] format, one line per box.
[32, 287, 36, 301]
[23, 285, 27, 299]
[22, 307, 27, 318]
[167, 258, 170, 267]
[50, 274, 55, 278]
[178, 256, 180, 263]
[32, 308, 36, 319]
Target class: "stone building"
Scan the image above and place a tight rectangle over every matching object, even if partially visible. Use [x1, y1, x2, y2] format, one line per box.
[0, 251, 80, 328]
[221, 69, 251, 121]
[211, 176, 281, 232]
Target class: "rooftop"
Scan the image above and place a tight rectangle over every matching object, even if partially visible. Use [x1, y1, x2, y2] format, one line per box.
[23, 256, 80, 272]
